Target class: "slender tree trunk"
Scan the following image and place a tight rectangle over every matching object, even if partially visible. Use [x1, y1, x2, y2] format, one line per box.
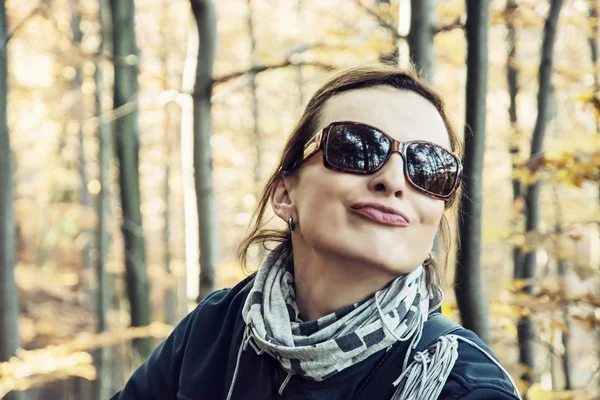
[70, 7, 94, 397]
[590, 2, 600, 391]
[160, 0, 177, 325]
[0, 4, 24, 400]
[506, 0, 523, 282]
[407, 0, 434, 82]
[455, 0, 491, 344]
[93, 0, 113, 397]
[295, 0, 305, 109]
[163, 104, 178, 324]
[180, 24, 199, 306]
[556, 258, 572, 389]
[589, 1, 598, 117]
[71, 0, 92, 277]
[246, 0, 266, 263]
[376, 0, 398, 64]
[190, 0, 218, 302]
[95, 66, 113, 399]
[519, 0, 564, 385]
[109, 0, 152, 359]
[246, 0, 259, 184]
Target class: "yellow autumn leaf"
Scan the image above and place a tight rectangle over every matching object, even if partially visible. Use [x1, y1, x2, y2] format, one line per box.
[526, 383, 590, 400]
[511, 279, 530, 290]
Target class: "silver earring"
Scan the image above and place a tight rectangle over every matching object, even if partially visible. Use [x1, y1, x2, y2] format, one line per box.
[288, 217, 295, 231]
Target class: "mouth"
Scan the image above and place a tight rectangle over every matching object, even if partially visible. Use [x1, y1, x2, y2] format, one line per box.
[350, 202, 410, 227]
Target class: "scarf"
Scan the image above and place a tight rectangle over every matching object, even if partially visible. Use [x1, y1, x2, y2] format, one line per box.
[230, 245, 461, 400]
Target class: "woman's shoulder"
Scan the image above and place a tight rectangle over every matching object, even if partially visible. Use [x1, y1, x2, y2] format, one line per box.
[441, 327, 520, 399]
[109, 276, 255, 400]
[185, 275, 254, 331]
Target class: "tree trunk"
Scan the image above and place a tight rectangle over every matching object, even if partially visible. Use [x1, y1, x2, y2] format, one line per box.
[0, 3, 25, 400]
[589, 1, 598, 112]
[407, 0, 435, 82]
[556, 259, 572, 389]
[246, 0, 266, 263]
[109, 0, 152, 359]
[376, 0, 399, 64]
[70, 1, 94, 397]
[180, 22, 199, 307]
[519, 0, 564, 385]
[190, 0, 218, 302]
[295, 0, 305, 109]
[158, 0, 177, 325]
[93, 0, 113, 397]
[454, 0, 491, 344]
[163, 104, 178, 324]
[590, 1, 600, 391]
[506, 0, 524, 282]
[70, 0, 92, 275]
[246, 0, 259, 186]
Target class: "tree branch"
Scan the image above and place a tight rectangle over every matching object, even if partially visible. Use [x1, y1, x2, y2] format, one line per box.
[435, 18, 463, 33]
[0, 5, 44, 49]
[354, 0, 405, 41]
[213, 61, 335, 85]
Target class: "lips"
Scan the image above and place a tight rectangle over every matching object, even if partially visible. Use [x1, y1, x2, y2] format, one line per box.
[350, 202, 410, 227]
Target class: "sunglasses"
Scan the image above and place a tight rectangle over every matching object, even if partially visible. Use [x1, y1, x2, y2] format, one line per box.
[288, 121, 463, 200]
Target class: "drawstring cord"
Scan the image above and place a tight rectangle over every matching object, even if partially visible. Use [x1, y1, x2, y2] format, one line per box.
[226, 325, 296, 400]
[390, 334, 522, 400]
[391, 335, 459, 400]
[278, 371, 294, 395]
[374, 289, 425, 371]
[225, 326, 252, 400]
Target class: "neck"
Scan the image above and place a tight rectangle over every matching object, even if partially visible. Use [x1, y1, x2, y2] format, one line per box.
[291, 240, 397, 321]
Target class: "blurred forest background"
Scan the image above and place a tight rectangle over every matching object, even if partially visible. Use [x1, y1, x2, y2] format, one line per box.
[0, 0, 599, 399]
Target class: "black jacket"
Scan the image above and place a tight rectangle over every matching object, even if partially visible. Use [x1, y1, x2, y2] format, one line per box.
[111, 276, 520, 399]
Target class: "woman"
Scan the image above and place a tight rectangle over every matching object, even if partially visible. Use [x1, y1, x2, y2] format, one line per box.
[111, 65, 521, 400]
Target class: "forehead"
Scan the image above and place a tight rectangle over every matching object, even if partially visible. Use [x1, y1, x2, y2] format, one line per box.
[318, 86, 451, 148]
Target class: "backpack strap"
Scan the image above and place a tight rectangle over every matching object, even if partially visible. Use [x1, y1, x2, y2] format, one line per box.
[352, 313, 461, 400]
[413, 313, 461, 354]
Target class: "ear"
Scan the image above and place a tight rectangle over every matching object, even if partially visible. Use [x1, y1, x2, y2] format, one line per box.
[271, 177, 296, 223]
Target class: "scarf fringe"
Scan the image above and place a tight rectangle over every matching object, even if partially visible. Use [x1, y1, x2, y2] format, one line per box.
[391, 335, 459, 400]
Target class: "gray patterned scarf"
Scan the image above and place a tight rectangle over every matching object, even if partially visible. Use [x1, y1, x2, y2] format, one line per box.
[229, 245, 461, 399]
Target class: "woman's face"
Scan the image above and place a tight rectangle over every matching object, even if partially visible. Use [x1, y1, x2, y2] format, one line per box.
[275, 86, 450, 276]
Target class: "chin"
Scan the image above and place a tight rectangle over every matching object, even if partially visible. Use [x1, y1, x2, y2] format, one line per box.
[341, 244, 400, 274]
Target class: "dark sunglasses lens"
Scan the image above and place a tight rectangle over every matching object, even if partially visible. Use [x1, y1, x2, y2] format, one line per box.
[325, 124, 391, 172]
[405, 143, 459, 197]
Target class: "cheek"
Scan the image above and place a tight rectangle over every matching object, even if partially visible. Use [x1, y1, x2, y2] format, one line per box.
[416, 201, 445, 240]
[293, 171, 352, 236]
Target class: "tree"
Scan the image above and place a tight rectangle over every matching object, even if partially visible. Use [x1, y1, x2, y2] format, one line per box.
[519, 0, 564, 385]
[407, 0, 435, 82]
[191, 0, 218, 302]
[589, 0, 600, 390]
[455, 0, 491, 344]
[375, 0, 399, 64]
[588, 0, 598, 121]
[70, 4, 93, 396]
[160, 0, 177, 325]
[246, 0, 266, 263]
[70, 0, 92, 276]
[94, 0, 114, 397]
[506, 0, 523, 281]
[0, 3, 25, 400]
[109, 0, 152, 359]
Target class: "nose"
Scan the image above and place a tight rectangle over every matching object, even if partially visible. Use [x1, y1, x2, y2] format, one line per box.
[367, 152, 407, 197]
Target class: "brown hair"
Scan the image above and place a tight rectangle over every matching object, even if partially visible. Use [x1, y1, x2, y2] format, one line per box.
[237, 64, 463, 287]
